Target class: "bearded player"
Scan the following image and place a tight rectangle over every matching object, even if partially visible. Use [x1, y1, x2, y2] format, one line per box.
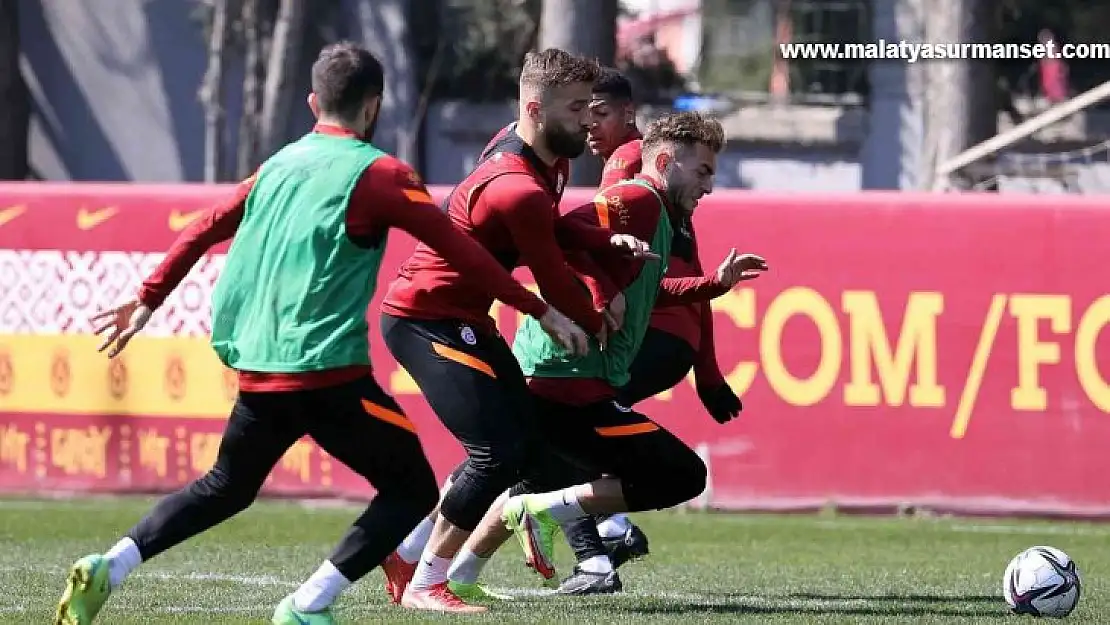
[433, 112, 765, 598]
[378, 48, 656, 613]
[501, 111, 766, 594]
[553, 68, 745, 589]
[52, 42, 587, 625]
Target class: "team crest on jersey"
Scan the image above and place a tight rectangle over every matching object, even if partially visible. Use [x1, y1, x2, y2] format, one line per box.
[460, 325, 477, 345]
[606, 158, 626, 172]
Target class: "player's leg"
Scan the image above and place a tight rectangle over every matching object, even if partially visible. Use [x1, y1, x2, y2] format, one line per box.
[381, 314, 538, 610]
[503, 399, 707, 591]
[446, 438, 595, 597]
[389, 461, 463, 578]
[565, 329, 697, 575]
[275, 376, 443, 623]
[55, 392, 306, 625]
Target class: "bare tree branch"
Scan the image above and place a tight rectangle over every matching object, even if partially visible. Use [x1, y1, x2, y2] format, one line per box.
[199, 0, 233, 182]
[259, 0, 307, 158]
[237, 0, 262, 177]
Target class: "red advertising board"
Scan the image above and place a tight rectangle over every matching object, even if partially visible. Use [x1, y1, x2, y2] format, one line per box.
[1, 182, 1109, 516]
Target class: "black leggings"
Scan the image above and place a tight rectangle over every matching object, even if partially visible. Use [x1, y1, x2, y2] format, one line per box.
[382, 314, 544, 531]
[127, 375, 439, 583]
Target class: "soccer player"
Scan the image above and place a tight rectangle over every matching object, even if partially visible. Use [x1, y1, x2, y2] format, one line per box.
[588, 68, 644, 190]
[435, 112, 764, 597]
[378, 48, 656, 613]
[501, 111, 766, 593]
[52, 42, 587, 625]
[558, 68, 745, 588]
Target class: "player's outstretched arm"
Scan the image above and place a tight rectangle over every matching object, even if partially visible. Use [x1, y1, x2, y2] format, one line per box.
[489, 181, 607, 336]
[658, 249, 768, 306]
[362, 158, 589, 356]
[94, 175, 254, 358]
[555, 201, 658, 258]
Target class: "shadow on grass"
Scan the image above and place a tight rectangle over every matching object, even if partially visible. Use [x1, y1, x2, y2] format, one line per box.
[543, 591, 1007, 618]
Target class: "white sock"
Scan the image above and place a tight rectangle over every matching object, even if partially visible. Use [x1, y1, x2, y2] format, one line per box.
[446, 548, 490, 585]
[578, 554, 613, 574]
[409, 554, 452, 590]
[292, 560, 351, 612]
[596, 514, 633, 539]
[527, 488, 587, 524]
[397, 516, 436, 564]
[105, 537, 142, 589]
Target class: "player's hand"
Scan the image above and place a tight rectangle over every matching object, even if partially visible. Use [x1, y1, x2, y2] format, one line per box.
[92, 298, 153, 357]
[609, 234, 660, 260]
[715, 249, 768, 288]
[697, 383, 743, 424]
[538, 307, 590, 357]
[603, 292, 626, 334]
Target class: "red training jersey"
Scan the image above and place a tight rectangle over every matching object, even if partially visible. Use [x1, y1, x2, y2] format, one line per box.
[382, 126, 613, 335]
[528, 175, 728, 405]
[596, 133, 727, 389]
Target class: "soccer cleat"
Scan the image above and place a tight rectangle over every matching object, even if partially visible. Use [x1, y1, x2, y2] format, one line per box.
[556, 566, 623, 595]
[447, 580, 514, 601]
[401, 582, 488, 613]
[381, 551, 416, 604]
[271, 594, 338, 625]
[603, 524, 650, 569]
[54, 554, 112, 625]
[501, 496, 559, 584]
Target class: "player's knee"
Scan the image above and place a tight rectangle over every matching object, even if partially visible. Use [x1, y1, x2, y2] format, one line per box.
[669, 451, 709, 505]
[650, 450, 707, 509]
[190, 466, 259, 514]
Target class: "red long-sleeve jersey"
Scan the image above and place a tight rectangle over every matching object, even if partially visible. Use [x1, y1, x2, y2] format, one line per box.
[528, 176, 728, 405]
[382, 126, 611, 335]
[597, 135, 727, 389]
[138, 124, 549, 392]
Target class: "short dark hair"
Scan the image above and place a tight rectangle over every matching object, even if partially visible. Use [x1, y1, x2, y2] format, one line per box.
[311, 42, 385, 119]
[519, 48, 601, 93]
[592, 67, 633, 102]
[643, 111, 726, 154]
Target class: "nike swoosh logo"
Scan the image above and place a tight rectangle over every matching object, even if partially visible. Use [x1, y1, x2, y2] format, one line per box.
[168, 209, 203, 231]
[293, 613, 310, 625]
[0, 205, 26, 227]
[76, 206, 118, 230]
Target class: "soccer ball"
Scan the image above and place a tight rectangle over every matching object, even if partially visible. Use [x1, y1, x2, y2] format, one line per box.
[1003, 546, 1082, 618]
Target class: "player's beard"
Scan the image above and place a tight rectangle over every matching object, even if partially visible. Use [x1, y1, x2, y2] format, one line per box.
[544, 123, 587, 159]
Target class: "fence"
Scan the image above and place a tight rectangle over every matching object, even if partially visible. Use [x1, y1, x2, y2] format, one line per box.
[0, 183, 1108, 517]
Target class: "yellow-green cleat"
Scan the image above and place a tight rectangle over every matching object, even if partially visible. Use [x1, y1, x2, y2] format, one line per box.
[271, 594, 338, 625]
[54, 554, 111, 625]
[447, 580, 514, 601]
[501, 495, 561, 587]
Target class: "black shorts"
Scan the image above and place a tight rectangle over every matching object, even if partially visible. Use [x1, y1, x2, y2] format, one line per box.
[380, 314, 540, 472]
[617, 327, 698, 406]
[528, 393, 707, 512]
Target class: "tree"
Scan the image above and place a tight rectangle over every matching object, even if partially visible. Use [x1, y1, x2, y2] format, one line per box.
[0, 0, 29, 180]
[199, 0, 234, 183]
[539, 0, 619, 186]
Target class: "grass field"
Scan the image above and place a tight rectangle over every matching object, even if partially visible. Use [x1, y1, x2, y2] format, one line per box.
[6, 496, 1104, 623]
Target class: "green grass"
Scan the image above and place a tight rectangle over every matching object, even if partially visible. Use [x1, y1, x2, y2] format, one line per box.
[6, 496, 1104, 623]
